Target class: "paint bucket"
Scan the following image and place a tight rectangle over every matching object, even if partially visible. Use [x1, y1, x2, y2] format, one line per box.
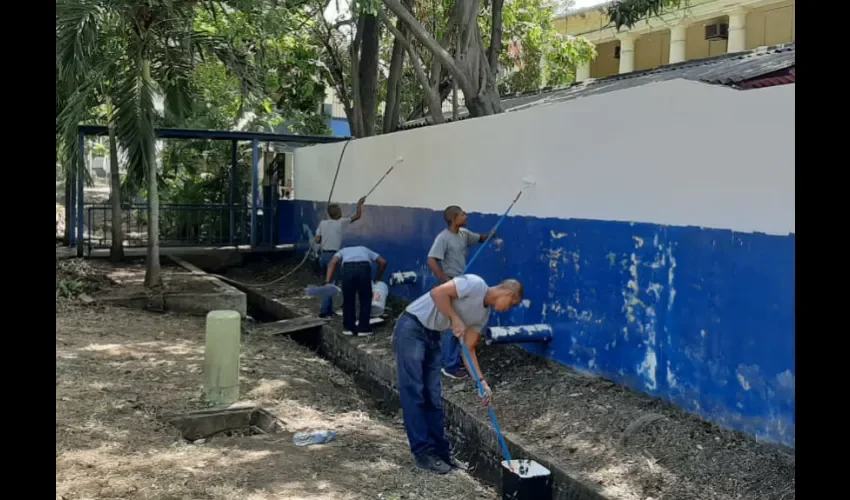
[370, 281, 389, 317]
[501, 460, 552, 500]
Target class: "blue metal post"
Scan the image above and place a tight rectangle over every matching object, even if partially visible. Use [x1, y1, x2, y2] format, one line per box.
[265, 150, 275, 248]
[251, 138, 259, 247]
[76, 132, 86, 256]
[229, 139, 237, 245]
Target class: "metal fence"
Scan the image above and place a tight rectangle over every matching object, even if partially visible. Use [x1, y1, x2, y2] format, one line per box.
[84, 203, 253, 250]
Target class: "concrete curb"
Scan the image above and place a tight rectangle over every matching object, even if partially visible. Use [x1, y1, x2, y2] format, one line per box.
[230, 282, 610, 500]
[167, 256, 247, 316]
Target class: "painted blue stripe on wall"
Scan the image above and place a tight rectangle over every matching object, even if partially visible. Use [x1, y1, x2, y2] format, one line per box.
[279, 199, 795, 447]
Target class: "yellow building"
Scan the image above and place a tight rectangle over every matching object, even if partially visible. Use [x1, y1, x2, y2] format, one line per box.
[556, 0, 795, 80]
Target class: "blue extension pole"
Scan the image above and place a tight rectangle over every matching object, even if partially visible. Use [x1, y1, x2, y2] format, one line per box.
[456, 179, 535, 469]
[464, 183, 530, 272]
[459, 341, 512, 465]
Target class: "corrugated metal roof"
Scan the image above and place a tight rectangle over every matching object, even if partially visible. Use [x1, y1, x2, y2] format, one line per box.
[735, 67, 795, 89]
[399, 42, 795, 131]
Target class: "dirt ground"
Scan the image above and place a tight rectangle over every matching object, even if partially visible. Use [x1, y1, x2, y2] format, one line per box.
[87, 258, 222, 295]
[56, 263, 495, 500]
[224, 257, 796, 500]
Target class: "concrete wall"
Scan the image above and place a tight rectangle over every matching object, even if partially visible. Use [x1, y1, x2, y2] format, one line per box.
[283, 79, 796, 447]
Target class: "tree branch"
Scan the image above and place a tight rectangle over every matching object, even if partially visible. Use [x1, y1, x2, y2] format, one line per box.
[380, 9, 444, 125]
[383, 0, 473, 95]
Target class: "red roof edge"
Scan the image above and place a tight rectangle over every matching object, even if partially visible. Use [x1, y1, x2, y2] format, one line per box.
[736, 67, 795, 89]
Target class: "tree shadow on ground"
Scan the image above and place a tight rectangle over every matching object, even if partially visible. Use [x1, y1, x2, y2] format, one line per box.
[56, 304, 493, 500]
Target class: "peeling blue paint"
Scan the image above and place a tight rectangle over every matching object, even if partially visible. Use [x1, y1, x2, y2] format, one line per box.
[278, 200, 796, 448]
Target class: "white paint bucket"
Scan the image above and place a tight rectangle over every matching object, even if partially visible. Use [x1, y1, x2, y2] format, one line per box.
[371, 281, 389, 317]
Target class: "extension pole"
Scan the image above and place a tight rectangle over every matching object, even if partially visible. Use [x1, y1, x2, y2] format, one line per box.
[458, 178, 536, 470]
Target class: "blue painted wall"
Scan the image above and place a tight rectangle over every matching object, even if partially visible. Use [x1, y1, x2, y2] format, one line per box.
[287, 80, 795, 447]
[329, 117, 351, 137]
[278, 199, 795, 447]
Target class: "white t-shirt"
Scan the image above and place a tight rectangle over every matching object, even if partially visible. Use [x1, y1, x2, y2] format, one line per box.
[405, 275, 491, 332]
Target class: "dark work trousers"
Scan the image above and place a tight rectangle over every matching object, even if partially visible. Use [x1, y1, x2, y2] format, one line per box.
[319, 251, 339, 316]
[341, 262, 373, 334]
[392, 312, 451, 459]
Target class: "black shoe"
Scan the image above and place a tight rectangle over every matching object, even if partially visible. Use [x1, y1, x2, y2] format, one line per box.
[440, 455, 468, 471]
[414, 455, 451, 474]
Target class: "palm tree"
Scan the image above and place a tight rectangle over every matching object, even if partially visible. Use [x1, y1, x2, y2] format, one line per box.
[56, 0, 257, 288]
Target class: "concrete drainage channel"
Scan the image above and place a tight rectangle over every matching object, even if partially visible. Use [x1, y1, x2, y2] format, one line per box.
[207, 271, 607, 500]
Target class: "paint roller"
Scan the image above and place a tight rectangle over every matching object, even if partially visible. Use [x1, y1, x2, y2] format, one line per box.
[483, 324, 553, 345]
[389, 271, 418, 286]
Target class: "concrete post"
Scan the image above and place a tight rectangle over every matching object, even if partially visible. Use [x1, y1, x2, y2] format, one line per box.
[670, 24, 688, 64]
[618, 35, 636, 74]
[727, 9, 748, 53]
[576, 62, 591, 82]
[204, 310, 242, 405]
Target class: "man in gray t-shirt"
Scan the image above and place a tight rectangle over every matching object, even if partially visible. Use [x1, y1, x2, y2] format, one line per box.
[426, 206, 493, 380]
[392, 275, 523, 474]
[314, 197, 365, 317]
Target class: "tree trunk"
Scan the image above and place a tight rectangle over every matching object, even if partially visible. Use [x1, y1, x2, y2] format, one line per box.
[408, 73, 452, 121]
[382, 33, 406, 133]
[489, 0, 505, 77]
[384, 0, 502, 118]
[350, 16, 365, 137]
[106, 97, 124, 262]
[142, 60, 162, 289]
[380, 10, 444, 125]
[358, 14, 381, 137]
[382, 0, 415, 133]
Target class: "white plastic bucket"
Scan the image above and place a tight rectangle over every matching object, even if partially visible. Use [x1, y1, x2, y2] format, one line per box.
[371, 281, 389, 317]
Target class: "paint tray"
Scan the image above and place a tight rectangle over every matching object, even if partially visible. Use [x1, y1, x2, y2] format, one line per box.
[304, 284, 342, 297]
[501, 459, 552, 500]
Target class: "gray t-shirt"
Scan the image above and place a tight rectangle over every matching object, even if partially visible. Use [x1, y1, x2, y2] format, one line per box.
[316, 217, 352, 252]
[427, 228, 480, 278]
[334, 246, 379, 264]
[405, 275, 491, 332]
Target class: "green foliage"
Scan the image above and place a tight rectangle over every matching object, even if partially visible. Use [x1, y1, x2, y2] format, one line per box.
[483, 0, 596, 95]
[157, 1, 331, 207]
[607, 0, 687, 31]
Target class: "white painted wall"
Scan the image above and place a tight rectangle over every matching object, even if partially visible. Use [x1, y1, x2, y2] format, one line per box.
[295, 79, 795, 235]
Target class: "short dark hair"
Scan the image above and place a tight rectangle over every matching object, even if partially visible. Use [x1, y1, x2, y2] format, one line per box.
[443, 205, 463, 225]
[327, 204, 342, 219]
[498, 279, 524, 300]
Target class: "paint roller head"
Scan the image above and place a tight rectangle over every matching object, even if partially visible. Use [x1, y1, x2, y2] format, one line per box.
[521, 176, 537, 188]
[395, 156, 404, 164]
